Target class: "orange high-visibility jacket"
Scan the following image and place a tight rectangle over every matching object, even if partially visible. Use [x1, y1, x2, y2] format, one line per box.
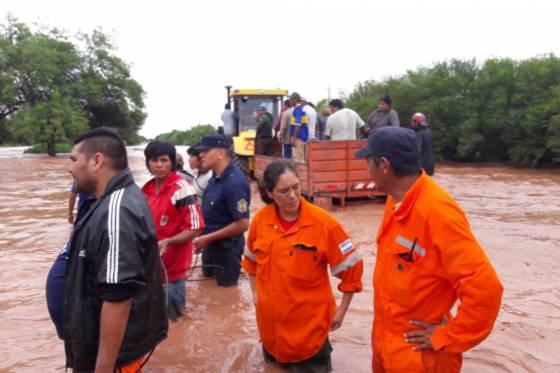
[242, 198, 363, 363]
[372, 172, 503, 372]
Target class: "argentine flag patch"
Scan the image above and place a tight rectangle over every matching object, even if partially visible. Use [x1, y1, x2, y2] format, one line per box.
[338, 239, 354, 255]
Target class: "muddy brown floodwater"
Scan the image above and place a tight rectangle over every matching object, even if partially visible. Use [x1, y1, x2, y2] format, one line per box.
[1, 146, 559, 372]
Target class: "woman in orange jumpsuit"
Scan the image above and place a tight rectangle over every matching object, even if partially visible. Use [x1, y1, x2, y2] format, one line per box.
[242, 160, 363, 371]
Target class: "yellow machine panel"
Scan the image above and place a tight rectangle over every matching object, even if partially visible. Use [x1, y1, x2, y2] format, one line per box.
[233, 130, 256, 156]
[231, 89, 288, 97]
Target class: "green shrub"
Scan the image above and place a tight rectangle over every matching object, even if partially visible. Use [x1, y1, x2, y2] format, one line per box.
[24, 143, 73, 154]
[155, 124, 217, 145]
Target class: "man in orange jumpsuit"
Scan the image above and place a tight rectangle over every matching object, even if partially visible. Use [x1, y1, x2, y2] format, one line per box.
[355, 126, 503, 372]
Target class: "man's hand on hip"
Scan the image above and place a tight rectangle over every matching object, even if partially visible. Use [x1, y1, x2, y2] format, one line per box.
[404, 315, 448, 351]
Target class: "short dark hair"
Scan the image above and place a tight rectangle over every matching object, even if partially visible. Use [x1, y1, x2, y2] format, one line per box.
[187, 145, 201, 156]
[74, 127, 128, 171]
[284, 99, 292, 108]
[379, 94, 392, 106]
[258, 160, 299, 204]
[372, 156, 419, 176]
[144, 140, 177, 170]
[328, 99, 343, 109]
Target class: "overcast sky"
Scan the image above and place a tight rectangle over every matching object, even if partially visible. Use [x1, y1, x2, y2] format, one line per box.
[2, 0, 560, 138]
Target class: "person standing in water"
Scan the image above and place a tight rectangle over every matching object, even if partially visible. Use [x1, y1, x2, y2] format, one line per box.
[63, 128, 167, 372]
[355, 126, 502, 372]
[142, 141, 204, 321]
[411, 112, 435, 176]
[243, 160, 363, 371]
[67, 181, 94, 224]
[47, 184, 95, 340]
[186, 144, 213, 201]
[175, 153, 195, 182]
[194, 135, 250, 287]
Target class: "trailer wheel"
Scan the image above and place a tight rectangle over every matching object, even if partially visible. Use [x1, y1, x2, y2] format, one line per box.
[314, 197, 333, 210]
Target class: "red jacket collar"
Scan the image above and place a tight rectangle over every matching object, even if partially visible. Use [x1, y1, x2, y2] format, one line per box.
[143, 172, 182, 195]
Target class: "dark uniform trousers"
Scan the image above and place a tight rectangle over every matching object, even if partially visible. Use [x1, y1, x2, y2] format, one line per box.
[202, 235, 245, 286]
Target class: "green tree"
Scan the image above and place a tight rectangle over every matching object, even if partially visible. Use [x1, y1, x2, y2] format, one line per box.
[344, 55, 560, 167]
[75, 30, 146, 144]
[0, 16, 146, 153]
[9, 91, 87, 155]
[156, 124, 217, 145]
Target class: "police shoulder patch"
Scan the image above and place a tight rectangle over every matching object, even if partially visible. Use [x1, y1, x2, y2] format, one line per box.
[338, 239, 354, 255]
[237, 198, 248, 213]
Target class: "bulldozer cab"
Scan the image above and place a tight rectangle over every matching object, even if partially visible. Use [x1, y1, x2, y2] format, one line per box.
[227, 88, 287, 170]
[230, 89, 287, 134]
[224, 88, 287, 176]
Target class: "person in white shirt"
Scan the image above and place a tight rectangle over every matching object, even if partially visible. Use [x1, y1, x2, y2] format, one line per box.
[221, 103, 237, 137]
[301, 97, 318, 140]
[187, 144, 213, 201]
[325, 99, 364, 140]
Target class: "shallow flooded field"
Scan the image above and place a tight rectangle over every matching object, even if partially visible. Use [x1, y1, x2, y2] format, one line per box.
[0, 147, 559, 372]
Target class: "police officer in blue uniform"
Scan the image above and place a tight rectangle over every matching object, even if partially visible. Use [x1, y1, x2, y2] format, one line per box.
[193, 135, 251, 287]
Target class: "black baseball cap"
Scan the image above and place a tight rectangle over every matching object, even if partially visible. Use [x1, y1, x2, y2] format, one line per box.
[355, 127, 420, 172]
[187, 143, 202, 156]
[195, 135, 231, 151]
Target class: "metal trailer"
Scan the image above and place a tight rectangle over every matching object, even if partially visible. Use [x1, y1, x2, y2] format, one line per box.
[254, 139, 385, 209]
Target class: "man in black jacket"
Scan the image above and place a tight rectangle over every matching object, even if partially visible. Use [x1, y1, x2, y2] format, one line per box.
[411, 112, 435, 175]
[64, 128, 167, 372]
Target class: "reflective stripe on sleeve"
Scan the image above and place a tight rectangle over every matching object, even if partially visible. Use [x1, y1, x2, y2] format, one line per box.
[243, 247, 256, 262]
[331, 251, 362, 276]
[396, 235, 426, 257]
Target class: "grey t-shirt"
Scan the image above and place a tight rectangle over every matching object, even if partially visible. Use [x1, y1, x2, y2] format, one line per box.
[364, 108, 400, 132]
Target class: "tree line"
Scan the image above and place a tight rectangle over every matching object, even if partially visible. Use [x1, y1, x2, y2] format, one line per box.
[155, 124, 217, 146]
[0, 17, 146, 155]
[2, 16, 559, 165]
[345, 56, 560, 166]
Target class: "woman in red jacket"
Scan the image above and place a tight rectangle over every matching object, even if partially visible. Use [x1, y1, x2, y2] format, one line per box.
[142, 141, 204, 321]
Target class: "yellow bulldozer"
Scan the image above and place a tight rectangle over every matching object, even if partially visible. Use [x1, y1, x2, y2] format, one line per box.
[224, 86, 288, 175]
